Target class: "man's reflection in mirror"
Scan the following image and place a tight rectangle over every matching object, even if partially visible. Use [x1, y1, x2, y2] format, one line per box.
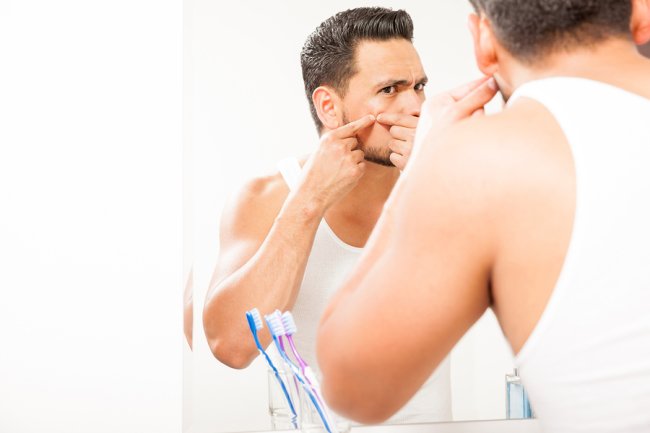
[202, 7, 452, 423]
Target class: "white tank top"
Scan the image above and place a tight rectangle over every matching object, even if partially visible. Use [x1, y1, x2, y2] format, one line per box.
[277, 157, 452, 423]
[508, 77, 650, 432]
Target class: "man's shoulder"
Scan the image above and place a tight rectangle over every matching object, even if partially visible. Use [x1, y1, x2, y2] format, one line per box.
[225, 171, 290, 223]
[234, 155, 309, 206]
[217, 171, 289, 244]
[238, 172, 289, 203]
[412, 98, 572, 217]
[219, 157, 310, 240]
[451, 98, 560, 150]
[434, 98, 568, 176]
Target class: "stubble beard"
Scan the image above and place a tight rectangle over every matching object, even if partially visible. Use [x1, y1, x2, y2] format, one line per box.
[342, 113, 394, 167]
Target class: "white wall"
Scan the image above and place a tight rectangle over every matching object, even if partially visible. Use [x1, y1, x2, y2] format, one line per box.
[0, 2, 183, 432]
[188, 1, 513, 432]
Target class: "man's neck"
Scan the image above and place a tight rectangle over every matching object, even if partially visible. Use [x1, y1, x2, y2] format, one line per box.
[320, 160, 400, 247]
[333, 161, 400, 216]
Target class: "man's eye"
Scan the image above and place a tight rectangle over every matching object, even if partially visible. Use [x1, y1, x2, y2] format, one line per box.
[415, 82, 427, 91]
[380, 86, 397, 95]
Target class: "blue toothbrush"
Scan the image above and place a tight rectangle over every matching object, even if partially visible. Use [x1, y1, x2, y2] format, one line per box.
[245, 308, 297, 428]
[265, 310, 337, 433]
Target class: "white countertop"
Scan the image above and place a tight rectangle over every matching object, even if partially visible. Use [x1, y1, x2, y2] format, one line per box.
[202, 419, 542, 433]
[350, 419, 541, 433]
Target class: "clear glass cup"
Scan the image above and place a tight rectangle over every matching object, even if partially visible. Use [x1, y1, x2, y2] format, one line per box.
[268, 368, 299, 430]
[297, 381, 350, 433]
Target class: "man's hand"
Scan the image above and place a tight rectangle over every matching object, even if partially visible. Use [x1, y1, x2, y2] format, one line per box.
[298, 114, 375, 213]
[415, 76, 499, 153]
[376, 113, 418, 171]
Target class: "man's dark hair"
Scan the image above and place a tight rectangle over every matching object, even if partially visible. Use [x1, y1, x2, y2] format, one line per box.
[468, 0, 633, 63]
[300, 7, 414, 132]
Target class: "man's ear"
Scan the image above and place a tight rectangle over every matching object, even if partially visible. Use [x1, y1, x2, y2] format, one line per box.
[468, 13, 499, 75]
[312, 86, 343, 130]
[631, 0, 650, 45]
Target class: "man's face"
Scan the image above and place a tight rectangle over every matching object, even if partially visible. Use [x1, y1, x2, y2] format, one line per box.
[341, 39, 427, 166]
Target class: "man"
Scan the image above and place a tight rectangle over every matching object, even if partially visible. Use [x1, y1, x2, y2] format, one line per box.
[202, 7, 495, 423]
[317, 0, 650, 431]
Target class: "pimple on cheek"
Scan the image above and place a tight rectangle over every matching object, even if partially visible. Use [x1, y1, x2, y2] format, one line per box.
[358, 121, 391, 145]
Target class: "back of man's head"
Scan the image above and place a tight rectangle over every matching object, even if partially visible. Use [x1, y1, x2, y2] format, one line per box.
[468, 0, 633, 63]
[301, 7, 414, 132]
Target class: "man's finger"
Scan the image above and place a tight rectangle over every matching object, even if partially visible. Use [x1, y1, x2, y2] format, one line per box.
[389, 152, 407, 171]
[351, 149, 365, 163]
[376, 112, 418, 128]
[333, 114, 376, 138]
[453, 78, 498, 119]
[388, 139, 410, 156]
[448, 75, 491, 101]
[388, 125, 416, 141]
[338, 137, 358, 150]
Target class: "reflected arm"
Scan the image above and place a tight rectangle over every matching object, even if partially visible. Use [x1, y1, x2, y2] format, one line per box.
[203, 174, 324, 369]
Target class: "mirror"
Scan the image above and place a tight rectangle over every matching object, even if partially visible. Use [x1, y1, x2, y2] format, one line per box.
[186, 1, 520, 432]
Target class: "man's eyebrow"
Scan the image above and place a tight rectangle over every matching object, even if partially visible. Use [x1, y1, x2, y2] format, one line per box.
[375, 76, 429, 89]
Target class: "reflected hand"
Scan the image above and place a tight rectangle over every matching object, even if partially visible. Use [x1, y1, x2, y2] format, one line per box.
[416, 76, 499, 153]
[298, 114, 375, 213]
[376, 113, 418, 171]
[429, 75, 498, 122]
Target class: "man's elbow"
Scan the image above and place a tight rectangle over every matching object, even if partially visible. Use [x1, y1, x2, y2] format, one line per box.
[203, 314, 257, 369]
[317, 331, 395, 424]
[320, 368, 395, 425]
[206, 335, 257, 370]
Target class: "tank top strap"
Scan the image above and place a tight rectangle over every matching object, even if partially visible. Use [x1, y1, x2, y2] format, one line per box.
[508, 77, 650, 150]
[508, 77, 592, 148]
[277, 157, 303, 191]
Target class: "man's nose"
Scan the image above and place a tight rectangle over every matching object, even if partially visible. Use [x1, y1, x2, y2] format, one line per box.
[401, 89, 423, 117]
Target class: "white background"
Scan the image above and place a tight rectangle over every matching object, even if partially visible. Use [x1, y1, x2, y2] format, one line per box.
[0, 1, 183, 433]
[187, 1, 515, 433]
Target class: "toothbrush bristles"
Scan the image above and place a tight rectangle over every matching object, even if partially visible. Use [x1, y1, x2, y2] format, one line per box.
[266, 311, 286, 337]
[250, 308, 264, 330]
[281, 311, 297, 335]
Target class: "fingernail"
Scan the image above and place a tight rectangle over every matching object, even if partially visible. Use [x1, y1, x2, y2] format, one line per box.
[487, 77, 498, 90]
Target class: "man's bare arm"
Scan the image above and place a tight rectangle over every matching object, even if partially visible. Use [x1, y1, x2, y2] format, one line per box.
[203, 176, 323, 368]
[317, 78, 499, 423]
[316, 124, 495, 423]
[203, 115, 375, 369]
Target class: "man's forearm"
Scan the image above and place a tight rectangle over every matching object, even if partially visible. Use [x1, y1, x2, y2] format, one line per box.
[203, 190, 325, 368]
